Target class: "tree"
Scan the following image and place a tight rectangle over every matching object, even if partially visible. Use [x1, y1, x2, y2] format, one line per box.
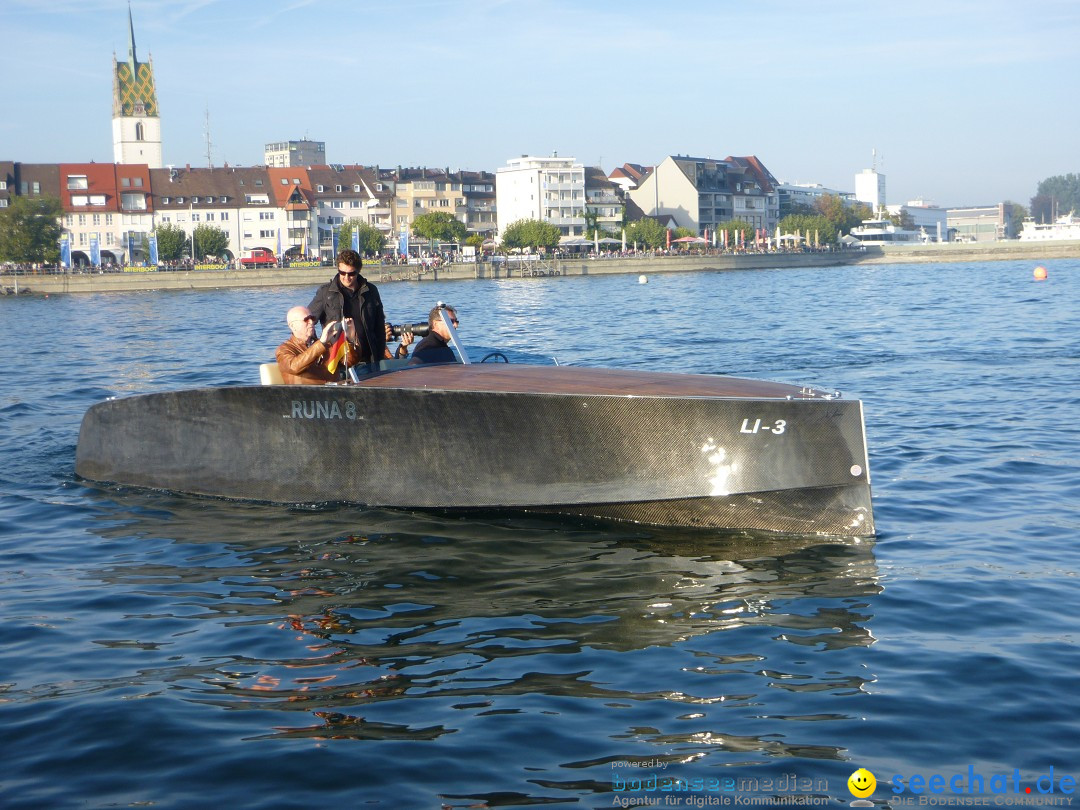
[778, 214, 836, 245]
[812, 194, 872, 235]
[500, 218, 562, 251]
[672, 226, 696, 240]
[885, 209, 915, 230]
[154, 223, 187, 262]
[1003, 201, 1028, 238]
[582, 208, 600, 236]
[1032, 173, 1080, 222]
[191, 224, 229, 261]
[780, 199, 815, 219]
[339, 219, 387, 256]
[412, 211, 467, 246]
[0, 195, 63, 265]
[624, 217, 668, 249]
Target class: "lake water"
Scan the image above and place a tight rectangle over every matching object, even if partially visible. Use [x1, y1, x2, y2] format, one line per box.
[1, 260, 1078, 809]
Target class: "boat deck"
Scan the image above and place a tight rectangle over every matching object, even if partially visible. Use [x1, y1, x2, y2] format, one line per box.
[352, 363, 827, 399]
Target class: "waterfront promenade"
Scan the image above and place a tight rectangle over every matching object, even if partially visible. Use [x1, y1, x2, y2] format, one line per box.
[3, 239, 1078, 295]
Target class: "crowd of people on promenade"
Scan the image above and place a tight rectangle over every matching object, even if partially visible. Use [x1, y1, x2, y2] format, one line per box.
[1, 240, 857, 278]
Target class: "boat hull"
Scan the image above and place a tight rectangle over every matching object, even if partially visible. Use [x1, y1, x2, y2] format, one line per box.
[75, 366, 874, 536]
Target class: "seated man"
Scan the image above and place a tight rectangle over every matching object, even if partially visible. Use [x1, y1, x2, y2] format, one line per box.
[408, 304, 459, 365]
[276, 305, 361, 384]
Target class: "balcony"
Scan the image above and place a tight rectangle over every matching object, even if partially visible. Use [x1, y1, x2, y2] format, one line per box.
[546, 215, 586, 227]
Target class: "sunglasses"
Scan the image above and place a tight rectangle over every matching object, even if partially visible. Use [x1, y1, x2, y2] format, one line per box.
[338, 270, 357, 278]
[303, 316, 318, 323]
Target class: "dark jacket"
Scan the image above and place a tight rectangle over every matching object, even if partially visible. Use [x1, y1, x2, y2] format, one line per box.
[408, 332, 456, 365]
[308, 274, 387, 363]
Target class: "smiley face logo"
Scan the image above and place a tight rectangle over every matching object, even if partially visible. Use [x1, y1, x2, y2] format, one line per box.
[848, 768, 876, 798]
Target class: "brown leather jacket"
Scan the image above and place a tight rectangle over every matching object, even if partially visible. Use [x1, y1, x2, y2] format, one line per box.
[275, 335, 359, 385]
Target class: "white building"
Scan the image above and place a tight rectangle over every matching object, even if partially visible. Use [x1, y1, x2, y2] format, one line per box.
[777, 182, 854, 212]
[854, 168, 885, 211]
[264, 140, 326, 168]
[495, 154, 586, 238]
[887, 199, 948, 242]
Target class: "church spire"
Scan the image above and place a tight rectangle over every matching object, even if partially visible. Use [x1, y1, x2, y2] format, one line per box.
[127, 2, 137, 67]
[113, 2, 162, 167]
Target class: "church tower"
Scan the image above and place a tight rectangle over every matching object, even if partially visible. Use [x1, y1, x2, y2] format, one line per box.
[112, 6, 162, 167]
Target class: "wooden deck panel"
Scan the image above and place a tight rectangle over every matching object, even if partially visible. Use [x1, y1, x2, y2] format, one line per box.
[354, 364, 816, 399]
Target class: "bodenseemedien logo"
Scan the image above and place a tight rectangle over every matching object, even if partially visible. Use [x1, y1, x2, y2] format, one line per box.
[848, 768, 876, 807]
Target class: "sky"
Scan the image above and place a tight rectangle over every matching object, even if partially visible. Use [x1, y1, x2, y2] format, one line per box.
[2, 0, 1078, 208]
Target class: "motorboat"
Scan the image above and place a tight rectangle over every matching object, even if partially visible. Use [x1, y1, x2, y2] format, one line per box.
[75, 307, 875, 537]
[848, 215, 926, 246]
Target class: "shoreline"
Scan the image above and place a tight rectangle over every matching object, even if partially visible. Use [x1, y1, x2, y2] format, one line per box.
[3, 240, 1078, 296]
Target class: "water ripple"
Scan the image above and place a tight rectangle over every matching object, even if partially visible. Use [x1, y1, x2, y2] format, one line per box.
[1, 261, 1078, 807]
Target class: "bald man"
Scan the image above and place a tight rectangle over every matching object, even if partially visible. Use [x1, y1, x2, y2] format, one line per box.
[275, 305, 359, 384]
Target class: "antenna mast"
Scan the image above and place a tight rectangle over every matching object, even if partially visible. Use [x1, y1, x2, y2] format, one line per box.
[204, 106, 213, 168]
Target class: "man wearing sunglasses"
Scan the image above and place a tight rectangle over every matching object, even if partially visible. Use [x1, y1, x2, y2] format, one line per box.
[408, 304, 460, 365]
[276, 306, 360, 384]
[307, 249, 388, 364]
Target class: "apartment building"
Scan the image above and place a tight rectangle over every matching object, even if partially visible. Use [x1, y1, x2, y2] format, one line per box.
[391, 168, 497, 240]
[150, 165, 279, 261]
[584, 167, 624, 235]
[59, 163, 152, 265]
[495, 154, 586, 238]
[303, 165, 392, 258]
[628, 155, 780, 235]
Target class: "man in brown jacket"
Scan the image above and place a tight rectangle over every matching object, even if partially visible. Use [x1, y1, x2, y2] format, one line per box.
[275, 305, 360, 384]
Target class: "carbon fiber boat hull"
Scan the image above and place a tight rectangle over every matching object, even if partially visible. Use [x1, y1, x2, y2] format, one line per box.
[75, 364, 874, 536]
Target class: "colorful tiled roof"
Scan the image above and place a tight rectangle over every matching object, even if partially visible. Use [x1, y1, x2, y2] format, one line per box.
[114, 58, 158, 117]
[113, 10, 157, 117]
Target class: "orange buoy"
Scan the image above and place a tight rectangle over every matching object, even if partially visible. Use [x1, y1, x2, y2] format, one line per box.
[1034, 266, 1048, 280]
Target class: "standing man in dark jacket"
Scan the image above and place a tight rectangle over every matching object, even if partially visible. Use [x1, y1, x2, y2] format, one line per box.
[308, 249, 387, 364]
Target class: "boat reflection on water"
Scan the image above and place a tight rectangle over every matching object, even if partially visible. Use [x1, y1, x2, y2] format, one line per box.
[83, 490, 882, 756]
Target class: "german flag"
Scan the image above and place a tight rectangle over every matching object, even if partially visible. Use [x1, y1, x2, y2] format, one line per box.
[325, 329, 347, 374]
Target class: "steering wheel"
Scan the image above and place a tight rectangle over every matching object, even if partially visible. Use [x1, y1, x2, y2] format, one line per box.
[480, 352, 509, 364]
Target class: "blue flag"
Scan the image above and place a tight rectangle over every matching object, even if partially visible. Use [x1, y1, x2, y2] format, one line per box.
[332, 228, 339, 257]
[398, 223, 408, 257]
[351, 227, 359, 252]
[60, 235, 71, 269]
[90, 234, 100, 266]
[148, 234, 159, 266]
[128, 233, 136, 264]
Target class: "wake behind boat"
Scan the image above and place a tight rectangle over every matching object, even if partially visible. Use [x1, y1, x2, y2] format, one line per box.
[75, 311, 875, 537]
